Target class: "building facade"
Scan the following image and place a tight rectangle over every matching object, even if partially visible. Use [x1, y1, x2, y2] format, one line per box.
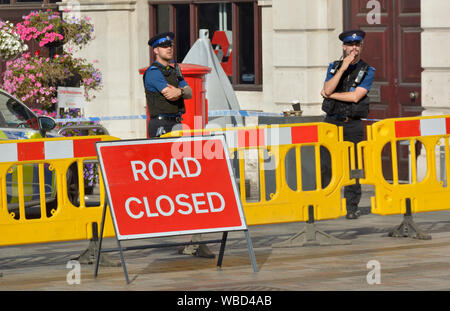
[1, 0, 449, 140]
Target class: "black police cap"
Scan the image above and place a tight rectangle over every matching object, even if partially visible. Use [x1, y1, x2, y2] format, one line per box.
[148, 32, 175, 48]
[339, 30, 366, 43]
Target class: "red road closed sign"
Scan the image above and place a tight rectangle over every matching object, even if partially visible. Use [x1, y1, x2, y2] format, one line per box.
[96, 136, 248, 240]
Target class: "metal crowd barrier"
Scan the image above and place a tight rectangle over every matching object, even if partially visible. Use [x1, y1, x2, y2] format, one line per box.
[0, 135, 118, 247]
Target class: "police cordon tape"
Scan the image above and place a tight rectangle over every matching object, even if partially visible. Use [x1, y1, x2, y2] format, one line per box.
[54, 110, 281, 123]
[55, 110, 382, 123]
[55, 114, 148, 123]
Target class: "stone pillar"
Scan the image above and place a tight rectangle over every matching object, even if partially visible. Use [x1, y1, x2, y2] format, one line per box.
[421, 0, 450, 116]
[57, 0, 149, 139]
[268, 0, 343, 115]
[416, 0, 450, 181]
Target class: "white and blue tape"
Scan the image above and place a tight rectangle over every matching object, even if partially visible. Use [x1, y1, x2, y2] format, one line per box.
[55, 114, 147, 123]
[55, 110, 283, 123]
[55, 110, 381, 123]
[208, 110, 283, 117]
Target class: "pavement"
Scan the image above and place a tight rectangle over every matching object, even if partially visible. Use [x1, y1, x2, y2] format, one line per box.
[1, 184, 450, 294]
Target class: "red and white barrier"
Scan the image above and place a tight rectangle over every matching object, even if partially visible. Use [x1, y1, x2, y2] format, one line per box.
[395, 118, 450, 138]
[0, 138, 101, 163]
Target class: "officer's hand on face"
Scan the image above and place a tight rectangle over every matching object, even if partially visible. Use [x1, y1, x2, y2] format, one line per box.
[342, 50, 357, 71]
[161, 84, 182, 101]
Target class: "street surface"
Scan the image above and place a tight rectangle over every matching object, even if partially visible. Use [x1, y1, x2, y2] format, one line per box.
[1, 185, 450, 292]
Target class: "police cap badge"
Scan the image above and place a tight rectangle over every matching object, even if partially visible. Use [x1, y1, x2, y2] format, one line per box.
[148, 32, 175, 48]
[338, 30, 366, 44]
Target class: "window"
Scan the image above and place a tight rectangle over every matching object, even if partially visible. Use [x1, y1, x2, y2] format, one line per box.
[156, 4, 170, 33]
[198, 3, 232, 79]
[175, 4, 190, 64]
[149, 0, 262, 90]
[238, 2, 254, 84]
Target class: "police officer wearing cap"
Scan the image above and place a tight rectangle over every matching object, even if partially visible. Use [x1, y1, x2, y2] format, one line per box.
[144, 32, 193, 138]
[320, 29, 376, 219]
[143, 32, 215, 259]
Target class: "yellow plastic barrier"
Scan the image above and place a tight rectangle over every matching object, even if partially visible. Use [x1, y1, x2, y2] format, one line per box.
[164, 122, 354, 226]
[358, 115, 450, 216]
[0, 135, 119, 247]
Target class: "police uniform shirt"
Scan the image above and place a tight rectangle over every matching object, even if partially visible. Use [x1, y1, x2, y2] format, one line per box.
[144, 61, 188, 93]
[325, 61, 376, 92]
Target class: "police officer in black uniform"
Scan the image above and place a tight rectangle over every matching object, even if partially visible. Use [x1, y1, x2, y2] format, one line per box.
[321, 29, 376, 219]
[144, 32, 192, 138]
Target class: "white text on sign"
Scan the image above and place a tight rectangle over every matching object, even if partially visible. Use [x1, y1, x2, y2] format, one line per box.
[125, 192, 225, 219]
[125, 157, 227, 220]
[130, 157, 201, 181]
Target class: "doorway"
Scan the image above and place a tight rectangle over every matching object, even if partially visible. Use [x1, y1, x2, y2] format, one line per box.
[344, 0, 422, 180]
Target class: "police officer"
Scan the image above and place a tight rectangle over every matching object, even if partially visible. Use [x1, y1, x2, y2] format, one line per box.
[321, 29, 376, 219]
[144, 32, 192, 138]
[143, 32, 215, 258]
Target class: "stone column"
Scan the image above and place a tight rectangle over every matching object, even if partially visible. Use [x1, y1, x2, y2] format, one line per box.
[421, 0, 450, 116]
[417, 0, 450, 181]
[268, 0, 343, 115]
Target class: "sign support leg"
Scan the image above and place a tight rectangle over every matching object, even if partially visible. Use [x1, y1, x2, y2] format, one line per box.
[116, 239, 130, 284]
[94, 200, 107, 278]
[244, 230, 258, 272]
[94, 193, 129, 283]
[216, 232, 228, 268]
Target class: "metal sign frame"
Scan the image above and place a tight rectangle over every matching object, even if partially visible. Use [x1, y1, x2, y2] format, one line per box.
[93, 135, 257, 283]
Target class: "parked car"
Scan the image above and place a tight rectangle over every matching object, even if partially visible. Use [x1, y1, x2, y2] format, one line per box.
[0, 89, 61, 219]
[0, 89, 111, 219]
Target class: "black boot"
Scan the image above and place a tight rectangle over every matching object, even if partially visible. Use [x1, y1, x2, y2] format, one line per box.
[346, 206, 361, 219]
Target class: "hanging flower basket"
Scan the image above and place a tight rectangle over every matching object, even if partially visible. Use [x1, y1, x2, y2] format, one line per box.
[16, 9, 94, 49]
[2, 51, 101, 110]
[16, 10, 65, 47]
[43, 27, 66, 48]
[0, 19, 29, 60]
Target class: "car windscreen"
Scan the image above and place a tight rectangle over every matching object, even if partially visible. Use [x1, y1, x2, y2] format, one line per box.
[0, 92, 39, 130]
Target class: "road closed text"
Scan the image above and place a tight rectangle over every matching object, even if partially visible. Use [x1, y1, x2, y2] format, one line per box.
[125, 192, 225, 219]
[125, 157, 225, 219]
[130, 157, 202, 181]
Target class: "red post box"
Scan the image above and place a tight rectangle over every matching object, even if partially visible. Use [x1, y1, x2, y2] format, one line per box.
[179, 63, 211, 130]
[139, 63, 211, 137]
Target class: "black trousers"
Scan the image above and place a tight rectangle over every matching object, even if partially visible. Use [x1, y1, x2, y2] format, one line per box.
[148, 118, 182, 138]
[321, 116, 364, 213]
